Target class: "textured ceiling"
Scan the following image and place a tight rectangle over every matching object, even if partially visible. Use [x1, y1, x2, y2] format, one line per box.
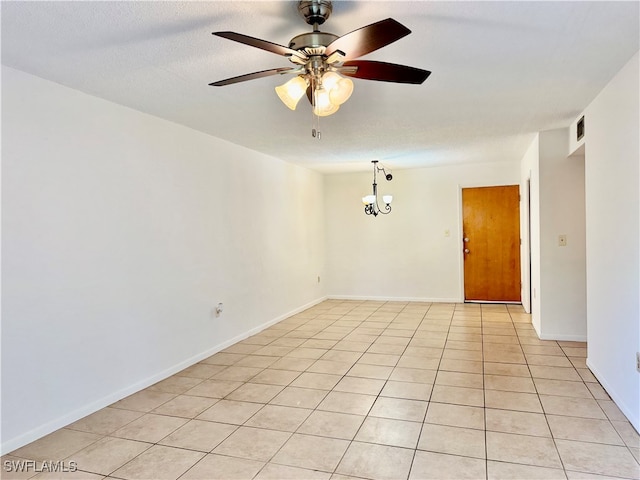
[2, 1, 638, 173]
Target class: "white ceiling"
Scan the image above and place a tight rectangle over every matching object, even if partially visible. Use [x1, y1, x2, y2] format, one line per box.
[2, 1, 638, 173]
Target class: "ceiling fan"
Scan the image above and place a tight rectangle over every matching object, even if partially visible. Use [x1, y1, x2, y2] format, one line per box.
[209, 0, 431, 120]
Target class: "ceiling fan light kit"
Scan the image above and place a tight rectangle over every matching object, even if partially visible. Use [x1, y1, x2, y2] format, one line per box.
[210, 0, 431, 135]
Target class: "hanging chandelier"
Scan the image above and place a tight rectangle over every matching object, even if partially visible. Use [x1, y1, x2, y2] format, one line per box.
[362, 160, 393, 216]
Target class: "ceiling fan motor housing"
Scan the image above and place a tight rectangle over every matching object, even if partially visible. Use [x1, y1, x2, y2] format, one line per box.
[298, 0, 333, 26]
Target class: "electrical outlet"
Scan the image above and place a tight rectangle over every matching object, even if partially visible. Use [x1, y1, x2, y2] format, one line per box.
[317, 276, 321, 283]
[215, 303, 223, 317]
[637, 352, 640, 372]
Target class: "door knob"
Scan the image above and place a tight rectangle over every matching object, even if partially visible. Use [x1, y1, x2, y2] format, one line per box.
[464, 248, 470, 253]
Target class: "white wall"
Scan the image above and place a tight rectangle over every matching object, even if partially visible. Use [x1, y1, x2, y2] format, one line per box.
[1, 66, 326, 453]
[537, 129, 587, 341]
[325, 162, 520, 301]
[520, 135, 540, 319]
[583, 51, 640, 432]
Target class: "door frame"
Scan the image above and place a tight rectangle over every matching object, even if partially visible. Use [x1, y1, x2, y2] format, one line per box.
[457, 182, 524, 304]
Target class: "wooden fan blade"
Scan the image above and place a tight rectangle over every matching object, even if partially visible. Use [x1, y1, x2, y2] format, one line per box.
[340, 60, 431, 84]
[324, 18, 411, 60]
[213, 31, 307, 60]
[209, 67, 297, 86]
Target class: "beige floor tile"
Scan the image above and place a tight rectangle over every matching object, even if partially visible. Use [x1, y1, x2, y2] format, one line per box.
[435, 371, 483, 389]
[179, 453, 264, 480]
[487, 431, 562, 468]
[442, 349, 483, 361]
[425, 402, 485, 430]
[598, 399, 629, 421]
[539, 395, 607, 419]
[357, 353, 401, 367]
[158, 420, 237, 452]
[211, 366, 263, 382]
[65, 437, 151, 476]
[336, 442, 414, 480]
[369, 397, 428, 422]
[269, 386, 329, 409]
[29, 469, 103, 479]
[67, 407, 143, 435]
[555, 439, 640, 479]
[438, 359, 483, 374]
[184, 379, 244, 399]
[148, 375, 204, 395]
[111, 445, 204, 480]
[418, 423, 485, 458]
[483, 349, 526, 364]
[366, 342, 406, 355]
[297, 410, 365, 440]
[152, 395, 217, 418]
[487, 460, 567, 479]
[547, 415, 625, 445]
[254, 463, 331, 480]
[222, 344, 263, 355]
[235, 355, 279, 368]
[395, 356, 440, 370]
[307, 359, 353, 375]
[485, 390, 542, 413]
[381, 380, 433, 401]
[346, 363, 394, 379]
[290, 372, 342, 390]
[484, 374, 536, 393]
[333, 341, 371, 352]
[483, 362, 531, 377]
[333, 376, 385, 395]
[576, 368, 598, 383]
[196, 399, 262, 424]
[252, 345, 295, 357]
[11, 429, 101, 462]
[177, 363, 226, 379]
[111, 413, 187, 443]
[409, 451, 486, 479]
[224, 383, 284, 403]
[521, 345, 565, 356]
[202, 352, 247, 366]
[355, 417, 422, 448]
[485, 408, 551, 437]
[611, 420, 640, 448]
[562, 347, 587, 357]
[111, 390, 177, 412]
[431, 385, 484, 407]
[249, 368, 301, 386]
[212, 426, 290, 462]
[321, 350, 362, 363]
[530, 365, 582, 382]
[404, 346, 444, 358]
[317, 391, 376, 415]
[271, 434, 350, 472]
[244, 404, 311, 431]
[389, 367, 437, 384]
[268, 357, 315, 372]
[525, 354, 573, 367]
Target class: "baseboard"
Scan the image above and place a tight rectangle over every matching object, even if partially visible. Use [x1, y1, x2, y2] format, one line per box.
[327, 295, 461, 303]
[538, 333, 588, 342]
[586, 358, 640, 434]
[0, 296, 327, 455]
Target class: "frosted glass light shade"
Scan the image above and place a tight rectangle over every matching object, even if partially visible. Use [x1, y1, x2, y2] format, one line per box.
[383, 195, 393, 204]
[313, 86, 340, 117]
[322, 72, 354, 106]
[362, 194, 375, 205]
[275, 76, 308, 110]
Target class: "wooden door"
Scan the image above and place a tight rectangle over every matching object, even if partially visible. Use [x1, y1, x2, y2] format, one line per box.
[463, 185, 521, 302]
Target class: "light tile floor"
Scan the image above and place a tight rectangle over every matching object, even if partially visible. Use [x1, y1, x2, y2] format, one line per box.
[4, 301, 640, 480]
